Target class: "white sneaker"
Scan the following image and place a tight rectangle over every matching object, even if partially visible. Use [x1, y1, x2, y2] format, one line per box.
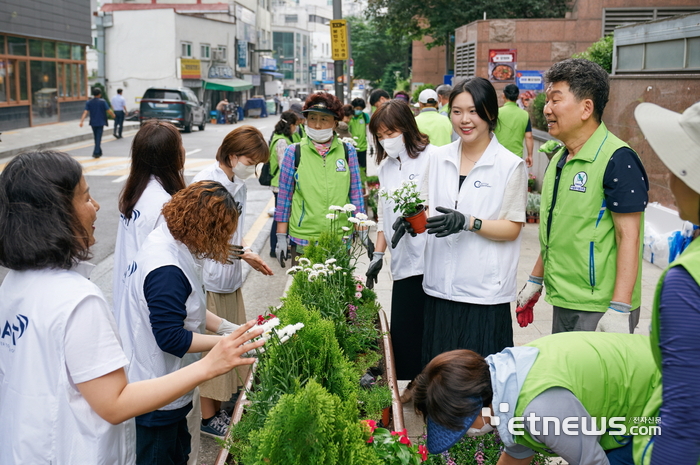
[267, 207, 275, 217]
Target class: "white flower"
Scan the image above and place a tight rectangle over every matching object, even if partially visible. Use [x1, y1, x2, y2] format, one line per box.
[340, 137, 357, 147]
[359, 220, 376, 227]
[356, 212, 368, 221]
[308, 271, 319, 282]
[326, 213, 337, 220]
[312, 263, 325, 270]
[317, 269, 327, 277]
[378, 188, 387, 195]
[325, 258, 337, 264]
[299, 257, 311, 266]
[286, 268, 297, 275]
[343, 203, 357, 212]
[347, 217, 360, 224]
[329, 205, 345, 212]
[355, 292, 363, 298]
[341, 226, 351, 232]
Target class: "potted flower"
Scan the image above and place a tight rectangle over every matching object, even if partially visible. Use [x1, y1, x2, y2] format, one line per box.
[527, 173, 537, 193]
[526, 192, 541, 223]
[379, 181, 427, 234]
[363, 420, 428, 465]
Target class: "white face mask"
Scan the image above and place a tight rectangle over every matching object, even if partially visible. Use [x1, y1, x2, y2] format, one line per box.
[232, 159, 257, 180]
[466, 423, 494, 437]
[306, 125, 334, 143]
[379, 134, 405, 159]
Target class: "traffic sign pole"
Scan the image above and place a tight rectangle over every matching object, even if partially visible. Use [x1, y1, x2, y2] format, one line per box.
[332, 0, 345, 101]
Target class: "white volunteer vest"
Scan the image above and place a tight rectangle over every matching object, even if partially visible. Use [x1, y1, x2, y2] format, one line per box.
[423, 136, 525, 304]
[119, 224, 206, 410]
[113, 177, 171, 323]
[0, 268, 135, 465]
[378, 145, 435, 281]
[191, 163, 247, 293]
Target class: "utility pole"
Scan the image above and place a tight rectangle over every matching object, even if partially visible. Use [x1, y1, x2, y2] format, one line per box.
[332, 0, 343, 101]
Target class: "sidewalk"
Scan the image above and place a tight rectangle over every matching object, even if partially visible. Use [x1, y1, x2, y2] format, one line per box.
[0, 119, 140, 159]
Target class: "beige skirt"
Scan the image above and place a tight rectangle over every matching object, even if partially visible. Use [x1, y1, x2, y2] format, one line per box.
[199, 288, 251, 401]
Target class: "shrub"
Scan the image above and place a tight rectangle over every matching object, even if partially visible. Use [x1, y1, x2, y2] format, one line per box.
[530, 92, 547, 131]
[573, 35, 613, 73]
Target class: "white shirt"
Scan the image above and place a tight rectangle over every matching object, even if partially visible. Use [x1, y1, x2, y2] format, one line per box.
[377, 144, 437, 281]
[111, 93, 127, 111]
[191, 163, 247, 293]
[113, 177, 171, 322]
[0, 267, 135, 465]
[422, 135, 527, 304]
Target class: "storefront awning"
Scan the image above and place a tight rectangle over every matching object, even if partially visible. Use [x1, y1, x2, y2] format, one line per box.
[260, 70, 285, 79]
[202, 78, 254, 92]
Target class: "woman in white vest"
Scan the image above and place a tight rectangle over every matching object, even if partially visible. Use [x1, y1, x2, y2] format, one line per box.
[113, 120, 186, 324]
[417, 77, 527, 364]
[191, 125, 273, 437]
[366, 99, 437, 382]
[0, 152, 264, 465]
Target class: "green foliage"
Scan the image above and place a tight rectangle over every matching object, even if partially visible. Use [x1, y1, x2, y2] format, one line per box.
[359, 383, 393, 421]
[530, 92, 548, 131]
[380, 181, 425, 217]
[245, 380, 383, 465]
[573, 35, 613, 73]
[412, 83, 435, 104]
[367, 426, 427, 465]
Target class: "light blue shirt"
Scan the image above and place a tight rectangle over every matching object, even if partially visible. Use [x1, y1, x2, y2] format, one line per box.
[111, 94, 126, 111]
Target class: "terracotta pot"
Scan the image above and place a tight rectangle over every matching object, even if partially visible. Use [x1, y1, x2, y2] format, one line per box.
[381, 407, 391, 428]
[405, 205, 427, 234]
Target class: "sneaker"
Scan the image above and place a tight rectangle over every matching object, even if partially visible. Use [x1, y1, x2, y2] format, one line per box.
[200, 414, 228, 438]
[217, 409, 232, 426]
[267, 207, 275, 217]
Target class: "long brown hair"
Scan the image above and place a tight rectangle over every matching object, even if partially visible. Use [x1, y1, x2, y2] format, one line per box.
[216, 125, 269, 168]
[119, 120, 186, 219]
[369, 99, 429, 163]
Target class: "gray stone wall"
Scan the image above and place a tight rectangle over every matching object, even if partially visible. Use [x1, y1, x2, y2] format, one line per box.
[0, 0, 91, 45]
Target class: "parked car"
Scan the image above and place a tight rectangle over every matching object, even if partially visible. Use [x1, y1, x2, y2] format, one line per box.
[139, 87, 207, 132]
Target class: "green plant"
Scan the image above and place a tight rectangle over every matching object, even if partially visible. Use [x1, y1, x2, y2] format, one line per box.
[364, 421, 428, 464]
[412, 84, 435, 104]
[380, 181, 425, 217]
[573, 35, 613, 73]
[527, 192, 541, 214]
[359, 382, 393, 421]
[528, 173, 537, 192]
[530, 92, 547, 131]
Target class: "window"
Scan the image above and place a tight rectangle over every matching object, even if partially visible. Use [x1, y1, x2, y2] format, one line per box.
[309, 15, 330, 25]
[7, 36, 27, 56]
[216, 46, 227, 59]
[285, 15, 298, 23]
[57, 42, 70, 59]
[200, 44, 210, 60]
[615, 38, 700, 72]
[181, 42, 192, 57]
[455, 42, 476, 78]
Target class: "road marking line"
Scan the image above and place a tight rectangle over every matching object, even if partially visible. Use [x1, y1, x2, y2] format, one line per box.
[113, 174, 129, 183]
[186, 149, 202, 156]
[82, 158, 132, 173]
[243, 196, 275, 246]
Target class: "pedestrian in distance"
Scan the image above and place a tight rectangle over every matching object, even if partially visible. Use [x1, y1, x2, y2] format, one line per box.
[349, 97, 371, 168]
[516, 58, 649, 334]
[415, 88, 453, 147]
[112, 88, 127, 139]
[367, 99, 438, 381]
[369, 89, 391, 111]
[191, 126, 274, 438]
[493, 84, 534, 167]
[0, 152, 265, 465]
[394, 90, 410, 104]
[436, 84, 452, 116]
[216, 98, 228, 124]
[80, 87, 115, 158]
[289, 102, 307, 143]
[415, 332, 660, 465]
[632, 100, 700, 465]
[336, 104, 354, 140]
[401, 77, 527, 366]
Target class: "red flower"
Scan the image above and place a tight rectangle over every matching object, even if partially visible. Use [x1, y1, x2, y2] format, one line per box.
[256, 313, 277, 325]
[418, 444, 428, 461]
[391, 431, 400, 437]
[362, 419, 377, 433]
[399, 436, 412, 446]
[367, 436, 374, 444]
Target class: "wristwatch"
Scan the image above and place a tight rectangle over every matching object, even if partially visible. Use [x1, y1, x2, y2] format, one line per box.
[471, 218, 482, 232]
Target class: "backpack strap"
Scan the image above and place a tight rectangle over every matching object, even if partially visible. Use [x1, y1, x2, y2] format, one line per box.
[294, 141, 349, 170]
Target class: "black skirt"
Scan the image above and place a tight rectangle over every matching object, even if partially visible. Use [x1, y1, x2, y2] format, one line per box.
[422, 295, 513, 367]
[390, 275, 427, 381]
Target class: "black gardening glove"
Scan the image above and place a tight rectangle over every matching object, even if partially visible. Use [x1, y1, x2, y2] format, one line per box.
[365, 252, 385, 289]
[391, 216, 416, 249]
[426, 207, 470, 238]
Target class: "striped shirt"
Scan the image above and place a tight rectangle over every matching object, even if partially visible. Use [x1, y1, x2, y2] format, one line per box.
[275, 138, 365, 246]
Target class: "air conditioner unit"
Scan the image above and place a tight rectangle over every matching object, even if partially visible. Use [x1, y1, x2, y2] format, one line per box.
[212, 50, 225, 62]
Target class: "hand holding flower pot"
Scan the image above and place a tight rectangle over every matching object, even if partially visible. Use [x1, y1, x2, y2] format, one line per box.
[380, 182, 427, 248]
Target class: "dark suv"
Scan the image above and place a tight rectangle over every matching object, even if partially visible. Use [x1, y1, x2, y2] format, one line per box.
[139, 87, 207, 133]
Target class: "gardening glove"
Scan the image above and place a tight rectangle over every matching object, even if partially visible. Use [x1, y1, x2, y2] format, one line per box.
[426, 207, 471, 238]
[596, 301, 632, 333]
[515, 276, 543, 328]
[358, 229, 375, 260]
[216, 318, 241, 336]
[226, 244, 245, 264]
[391, 217, 415, 249]
[275, 233, 290, 268]
[365, 252, 384, 289]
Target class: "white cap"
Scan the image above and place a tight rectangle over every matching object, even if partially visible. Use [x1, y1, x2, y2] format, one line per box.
[635, 101, 700, 194]
[418, 88, 438, 104]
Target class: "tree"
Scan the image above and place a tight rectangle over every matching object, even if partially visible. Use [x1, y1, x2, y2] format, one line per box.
[366, 0, 569, 49]
[573, 35, 613, 73]
[348, 16, 410, 94]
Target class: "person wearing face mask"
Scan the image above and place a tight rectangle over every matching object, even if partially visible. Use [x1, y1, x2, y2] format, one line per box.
[275, 92, 367, 266]
[414, 331, 660, 465]
[366, 99, 438, 382]
[348, 98, 370, 168]
[191, 126, 274, 438]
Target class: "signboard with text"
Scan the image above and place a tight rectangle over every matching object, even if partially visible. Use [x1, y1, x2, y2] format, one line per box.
[179, 58, 201, 79]
[238, 42, 248, 69]
[488, 49, 516, 83]
[515, 70, 544, 91]
[330, 20, 349, 61]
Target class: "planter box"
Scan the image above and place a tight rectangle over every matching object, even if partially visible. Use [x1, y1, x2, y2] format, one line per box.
[214, 308, 403, 465]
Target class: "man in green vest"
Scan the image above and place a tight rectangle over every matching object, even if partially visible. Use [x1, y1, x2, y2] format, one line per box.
[515, 59, 649, 334]
[415, 332, 660, 465]
[290, 102, 306, 143]
[415, 88, 453, 147]
[348, 98, 370, 168]
[494, 84, 534, 167]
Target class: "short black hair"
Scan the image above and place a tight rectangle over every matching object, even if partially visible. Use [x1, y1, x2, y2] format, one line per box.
[0, 151, 90, 270]
[503, 84, 519, 102]
[369, 89, 390, 106]
[117, 88, 123, 94]
[351, 98, 365, 109]
[545, 58, 609, 123]
[448, 77, 499, 132]
[92, 87, 101, 97]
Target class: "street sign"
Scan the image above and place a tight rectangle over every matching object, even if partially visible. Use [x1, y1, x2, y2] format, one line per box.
[330, 19, 349, 61]
[516, 70, 544, 91]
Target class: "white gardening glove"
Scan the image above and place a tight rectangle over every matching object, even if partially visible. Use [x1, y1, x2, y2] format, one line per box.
[216, 318, 240, 336]
[275, 233, 290, 268]
[596, 301, 631, 333]
[516, 275, 544, 308]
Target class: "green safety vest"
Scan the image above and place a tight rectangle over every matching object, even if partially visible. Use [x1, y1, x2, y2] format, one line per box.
[633, 237, 700, 465]
[514, 332, 661, 455]
[539, 122, 643, 312]
[269, 133, 292, 187]
[288, 136, 351, 242]
[347, 113, 369, 151]
[292, 125, 306, 144]
[494, 101, 529, 157]
[415, 109, 453, 147]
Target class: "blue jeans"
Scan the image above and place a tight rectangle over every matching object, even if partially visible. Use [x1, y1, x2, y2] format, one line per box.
[113, 110, 125, 137]
[136, 418, 191, 465]
[91, 125, 104, 155]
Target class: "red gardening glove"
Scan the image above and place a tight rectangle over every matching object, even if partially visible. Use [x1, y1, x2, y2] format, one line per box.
[516, 291, 540, 328]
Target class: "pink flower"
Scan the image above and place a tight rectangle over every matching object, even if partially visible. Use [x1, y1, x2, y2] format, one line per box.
[362, 419, 377, 433]
[355, 292, 362, 298]
[356, 283, 364, 292]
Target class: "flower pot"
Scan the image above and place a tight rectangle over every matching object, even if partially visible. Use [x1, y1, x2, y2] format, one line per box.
[404, 205, 427, 234]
